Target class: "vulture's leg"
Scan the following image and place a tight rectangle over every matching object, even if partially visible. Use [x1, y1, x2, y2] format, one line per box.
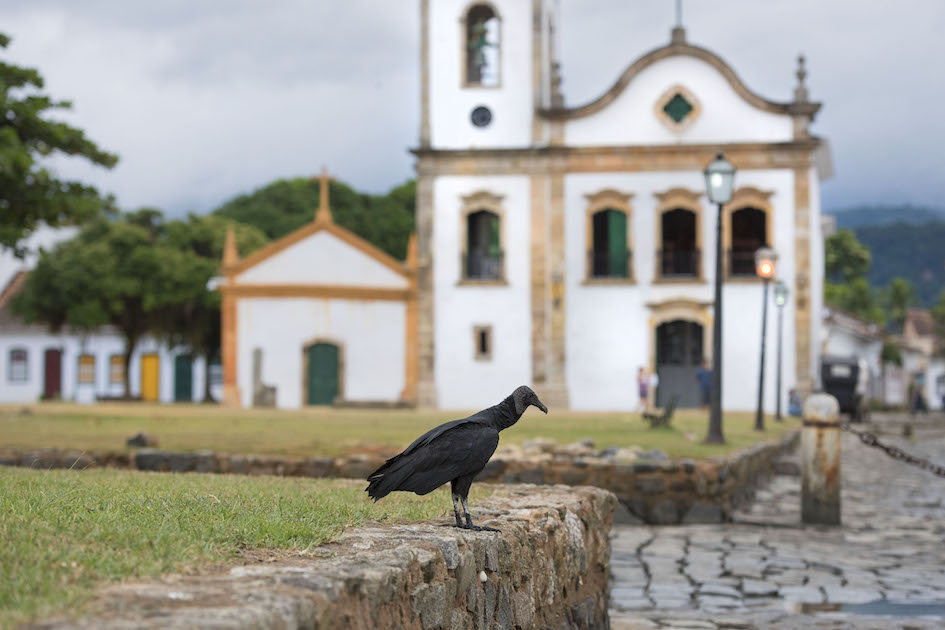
[450, 480, 464, 528]
[461, 495, 500, 532]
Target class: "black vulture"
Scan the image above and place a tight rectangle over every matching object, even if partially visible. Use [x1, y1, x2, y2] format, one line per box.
[365, 385, 547, 531]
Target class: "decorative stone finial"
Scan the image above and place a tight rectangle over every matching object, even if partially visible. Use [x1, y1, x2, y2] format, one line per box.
[313, 166, 335, 224]
[551, 61, 564, 108]
[222, 226, 239, 269]
[794, 54, 809, 103]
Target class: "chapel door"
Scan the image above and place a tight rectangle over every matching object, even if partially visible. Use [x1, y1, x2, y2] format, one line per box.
[174, 354, 193, 402]
[140, 354, 160, 402]
[307, 343, 339, 405]
[655, 320, 703, 408]
[43, 348, 62, 399]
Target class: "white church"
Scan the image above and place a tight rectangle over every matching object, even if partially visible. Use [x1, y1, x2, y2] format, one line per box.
[412, 0, 829, 412]
[221, 1, 829, 412]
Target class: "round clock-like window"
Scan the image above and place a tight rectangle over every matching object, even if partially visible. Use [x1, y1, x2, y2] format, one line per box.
[470, 106, 492, 128]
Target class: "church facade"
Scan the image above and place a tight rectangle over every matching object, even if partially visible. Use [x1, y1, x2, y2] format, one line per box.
[414, 1, 830, 411]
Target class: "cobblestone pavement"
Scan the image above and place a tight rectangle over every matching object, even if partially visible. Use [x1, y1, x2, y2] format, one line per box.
[610, 424, 945, 629]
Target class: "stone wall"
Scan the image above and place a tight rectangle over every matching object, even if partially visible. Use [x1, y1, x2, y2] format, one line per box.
[1, 431, 797, 525]
[33, 485, 616, 630]
[480, 432, 799, 524]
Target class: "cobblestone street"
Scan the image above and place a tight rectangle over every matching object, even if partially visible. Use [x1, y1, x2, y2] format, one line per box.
[610, 421, 945, 629]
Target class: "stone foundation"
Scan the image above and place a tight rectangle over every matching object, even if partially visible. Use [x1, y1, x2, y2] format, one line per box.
[1, 431, 797, 525]
[30, 485, 616, 630]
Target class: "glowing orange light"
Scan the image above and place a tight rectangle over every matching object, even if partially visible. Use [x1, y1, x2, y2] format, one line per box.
[757, 261, 775, 279]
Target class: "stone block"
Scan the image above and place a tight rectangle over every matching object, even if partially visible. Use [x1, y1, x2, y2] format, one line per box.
[649, 499, 679, 524]
[517, 467, 545, 484]
[412, 583, 446, 630]
[681, 502, 723, 524]
[635, 476, 665, 494]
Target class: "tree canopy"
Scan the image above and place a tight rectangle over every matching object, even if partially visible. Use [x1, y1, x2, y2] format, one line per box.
[825, 229, 871, 284]
[213, 177, 415, 259]
[0, 32, 118, 253]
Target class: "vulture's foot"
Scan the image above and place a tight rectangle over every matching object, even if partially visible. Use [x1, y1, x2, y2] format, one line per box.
[453, 522, 501, 533]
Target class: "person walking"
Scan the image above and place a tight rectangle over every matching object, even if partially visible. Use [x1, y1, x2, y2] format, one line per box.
[695, 359, 712, 412]
[637, 367, 650, 412]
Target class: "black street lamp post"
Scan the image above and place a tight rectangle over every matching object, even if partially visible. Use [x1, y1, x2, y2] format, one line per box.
[774, 281, 789, 421]
[754, 247, 777, 431]
[703, 153, 736, 444]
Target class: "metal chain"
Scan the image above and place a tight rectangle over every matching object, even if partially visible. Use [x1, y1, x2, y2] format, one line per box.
[840, 422, 945, 478]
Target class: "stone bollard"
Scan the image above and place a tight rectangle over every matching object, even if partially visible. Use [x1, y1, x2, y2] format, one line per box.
[801, 393, 841, 525]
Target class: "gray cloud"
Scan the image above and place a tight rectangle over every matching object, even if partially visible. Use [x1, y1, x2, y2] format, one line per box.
[1, 0, 942, 215]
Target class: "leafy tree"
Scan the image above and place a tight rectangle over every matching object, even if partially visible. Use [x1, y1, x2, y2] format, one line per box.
[855, 221, 945, 307]
[883, 276, 917, 331]
[880, 340, 903, 367]
[825, 277, 885, 326]
[824, 229, 871, 283]
[12, 211, 190, 397]
[161, 214, 268, 401]
[0, 33, 118, 253]
[214, 177, 415, 259]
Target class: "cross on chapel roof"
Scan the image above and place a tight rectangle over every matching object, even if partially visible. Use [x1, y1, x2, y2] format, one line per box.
[311, 166, 335, 224]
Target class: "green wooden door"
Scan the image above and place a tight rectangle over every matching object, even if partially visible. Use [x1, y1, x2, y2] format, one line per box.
[174, 355, 193, 402]
[307, 343, 339, 405]
[607, 210, 628, 277]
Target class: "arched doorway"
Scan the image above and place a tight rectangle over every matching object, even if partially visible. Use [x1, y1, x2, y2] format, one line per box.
[305, 342, 340, 405]
[656, 320, 704, 407]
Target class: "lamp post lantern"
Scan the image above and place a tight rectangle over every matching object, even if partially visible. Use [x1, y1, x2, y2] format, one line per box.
[703, 152, 736, 444]
[754, 247, 778, 431]
[774, 281, 789, 421]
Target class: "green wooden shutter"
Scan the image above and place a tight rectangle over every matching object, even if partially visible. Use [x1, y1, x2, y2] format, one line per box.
[486, 213, 500, 257]
[607, 210, 628, 277]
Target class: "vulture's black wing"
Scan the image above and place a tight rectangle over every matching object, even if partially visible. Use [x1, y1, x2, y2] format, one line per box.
[366, 422, 499, 500]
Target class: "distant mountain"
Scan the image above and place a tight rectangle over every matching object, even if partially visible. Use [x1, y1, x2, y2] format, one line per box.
[855, 221, 945, 307]
[829, 204, 945, 229]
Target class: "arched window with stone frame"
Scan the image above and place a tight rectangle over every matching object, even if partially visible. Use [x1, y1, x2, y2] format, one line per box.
[585, 190, 634, 281]
[462, 3, 500, 87]
[654, 188, 703, 280]
[460, 191, 505, 283]
[724, 188, 774, 279]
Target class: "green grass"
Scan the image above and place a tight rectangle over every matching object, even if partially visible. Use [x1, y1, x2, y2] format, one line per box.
[0, 467, 480, 629]
[0, 402, 797, 460]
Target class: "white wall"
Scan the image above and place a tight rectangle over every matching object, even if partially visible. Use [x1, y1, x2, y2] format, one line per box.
[564, 169, 796, 412]
[564, 55, 793, 147]
[432, 175, 532, 410]
[428, 0, 536, 149]
[237, 231, 408, 288]
[237, 297, 406, 409]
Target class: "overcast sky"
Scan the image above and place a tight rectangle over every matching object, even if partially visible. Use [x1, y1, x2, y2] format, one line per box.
[2, 1, 943, 216]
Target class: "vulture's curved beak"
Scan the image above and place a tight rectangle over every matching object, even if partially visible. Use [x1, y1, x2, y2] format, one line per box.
[536, 401, 548, 414]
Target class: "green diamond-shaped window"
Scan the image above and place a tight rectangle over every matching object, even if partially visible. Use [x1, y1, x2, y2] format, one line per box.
[663, 93, 693, 123]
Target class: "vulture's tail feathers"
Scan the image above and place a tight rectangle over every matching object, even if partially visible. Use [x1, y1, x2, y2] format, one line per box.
[365, 453, 415, 501]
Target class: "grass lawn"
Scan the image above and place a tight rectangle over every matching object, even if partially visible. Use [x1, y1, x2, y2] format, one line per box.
[0, 467, 481, 629]
[0, 402, 797, 460]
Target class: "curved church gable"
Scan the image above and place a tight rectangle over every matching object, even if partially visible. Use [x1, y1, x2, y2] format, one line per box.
[546, 34, 819, 148]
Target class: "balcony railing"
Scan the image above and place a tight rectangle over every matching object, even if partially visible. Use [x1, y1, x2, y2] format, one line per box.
[462, 249, 504, 281]
[728, 248, 758, 277]
[657, 248, 700, 278]
[588, 248, 632, 279]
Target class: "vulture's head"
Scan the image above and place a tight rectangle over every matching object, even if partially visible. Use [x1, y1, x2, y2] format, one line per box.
[511, 385, 548, 416]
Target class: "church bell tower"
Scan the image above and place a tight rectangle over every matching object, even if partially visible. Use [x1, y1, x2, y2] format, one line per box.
[419, 0, 561, 151]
